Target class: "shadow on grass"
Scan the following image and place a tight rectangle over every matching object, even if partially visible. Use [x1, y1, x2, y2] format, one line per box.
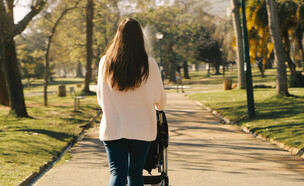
[23, 80, 83, 88]
[61, 117, 87, 124]
[240, 95, 304, 150]
[248, 122, 304, 152]
[212, 102, 248, 121]
[249, 123, 303, 133]
[17, 129, 73, 141]
[49, 80, 83, 86]
[254, 96, 304, 120]
[220, 95, 304, 123]
[83, 105, 100, 110]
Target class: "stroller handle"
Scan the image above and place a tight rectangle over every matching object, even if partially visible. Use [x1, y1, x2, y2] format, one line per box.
[157, 110, 164, 125]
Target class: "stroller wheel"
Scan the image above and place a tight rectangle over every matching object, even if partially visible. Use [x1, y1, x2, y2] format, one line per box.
[164, 177, 169, 186]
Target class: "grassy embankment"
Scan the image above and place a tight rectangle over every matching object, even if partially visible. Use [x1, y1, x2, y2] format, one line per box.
[186, 68, 304, 152]
[0, 78, 100, 185]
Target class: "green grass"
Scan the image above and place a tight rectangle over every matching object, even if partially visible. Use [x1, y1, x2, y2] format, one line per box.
[187, 68, 304, 152]
[245, 93, 304, 149]
[22, 77, 88, 94]
[185, 68, 277, 86]
[0, 81, 100, 185]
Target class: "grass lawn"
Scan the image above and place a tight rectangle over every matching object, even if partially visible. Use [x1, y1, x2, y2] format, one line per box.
[184, 68, 277, 87]
[22, 77, 86, 95]
[187, 67, 304, 152]
[0, 80, 100, 185]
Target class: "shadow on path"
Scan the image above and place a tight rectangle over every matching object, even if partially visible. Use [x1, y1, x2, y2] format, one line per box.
[165, 93, 304, 185]
[37, 93, 304, 186]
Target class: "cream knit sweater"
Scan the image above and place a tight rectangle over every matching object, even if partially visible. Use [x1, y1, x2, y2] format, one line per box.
[97, 56, 167, 141]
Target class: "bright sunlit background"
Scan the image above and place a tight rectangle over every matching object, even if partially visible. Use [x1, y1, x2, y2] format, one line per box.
[14, 0, 231, 23]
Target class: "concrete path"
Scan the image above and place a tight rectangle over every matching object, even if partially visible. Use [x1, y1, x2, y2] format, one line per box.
[36, 93, 304, 186]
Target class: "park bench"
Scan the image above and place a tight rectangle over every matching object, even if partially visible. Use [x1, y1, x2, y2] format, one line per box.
[69, 87, 85, 111]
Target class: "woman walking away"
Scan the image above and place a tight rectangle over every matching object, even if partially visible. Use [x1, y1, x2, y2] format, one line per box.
[96, 18, 167, 186]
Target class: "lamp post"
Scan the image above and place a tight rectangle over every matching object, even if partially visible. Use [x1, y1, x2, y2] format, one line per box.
[241, 0, 255, 118]
[156, 32, 164, 82]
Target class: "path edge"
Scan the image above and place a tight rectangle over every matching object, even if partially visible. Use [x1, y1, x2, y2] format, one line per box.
[187, 95, 304, 160]
[18, 110, 102, 186]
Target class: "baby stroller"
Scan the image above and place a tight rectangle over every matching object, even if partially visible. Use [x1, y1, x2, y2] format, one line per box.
[143, 110, 169, 186]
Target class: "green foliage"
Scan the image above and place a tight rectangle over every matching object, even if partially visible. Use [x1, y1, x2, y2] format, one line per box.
[246, 0, 304, 69]
[18, 0, 228, 81]
[132, 2, 219, 80]
[93, 0, 122, 60]
[16, 34, 46, 80]
[17, 45, 44, 80]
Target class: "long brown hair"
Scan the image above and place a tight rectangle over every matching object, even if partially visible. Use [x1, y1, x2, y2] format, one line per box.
[103, 18, 149, 91]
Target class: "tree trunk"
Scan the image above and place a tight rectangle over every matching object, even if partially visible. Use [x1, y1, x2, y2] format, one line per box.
[231, 0, 246, 89]
[266, 0, 289, 96]
[76, 61, 83, 78]
[44, 41, 50, 106]
[84, 0, 94, 94]
[297, 31, 304, 71]
[283, 31, 297, 75]
[0, 0, 46, 117]
[207, 62, 210, 77]
[169, 52, 177, 83]
[260, 34, 268, 77]
[183, 60, 190, 79]
[0, 66, 10, 106]
[214, 61, 221, 75]
[169, 62, 177, 83]
[3, 40, 28, 116]
[299, 39, 304, 71]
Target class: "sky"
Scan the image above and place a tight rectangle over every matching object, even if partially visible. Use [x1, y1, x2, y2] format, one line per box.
[205, 0, 231, 17]
[14, 0, 232, 23]
[14, 0, 31, 23]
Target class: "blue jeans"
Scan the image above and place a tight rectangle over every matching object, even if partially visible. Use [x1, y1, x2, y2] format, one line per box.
[103, 139, 151, 186]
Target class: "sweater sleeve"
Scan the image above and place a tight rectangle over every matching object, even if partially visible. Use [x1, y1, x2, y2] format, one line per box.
[150, 57, 167, 111]
[96, 56, 106, 108]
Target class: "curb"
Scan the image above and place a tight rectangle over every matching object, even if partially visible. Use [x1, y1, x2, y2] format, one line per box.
[18, 110, 102, 186]
[189, 96, 304, 160]
[193, 100, 236, 125]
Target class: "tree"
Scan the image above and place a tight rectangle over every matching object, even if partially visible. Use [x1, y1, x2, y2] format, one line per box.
[0, 0, 46, 117]
[50, 2, 87, 78]
[43, 0, 81, 106]
[0, 68, 9, 106]
[278, 0, 304, 87]
[247, 0, 271, 77]
[295, 3, 304, 65]
[76, 61, 84, 77]
[198, 40, 223, 75]
[134, 3, 215, 83]
[278, 0, 297, 76]
[266, 0, 289, 96]
[17, 44, 44, 89]
[83, 0, 94, 94]
[231, 0, 246, 89]
[173, 0, 211, 79]
[56, 0, 123, 80]
[26, 0, 123, 83]
[247, 0, 304, 84]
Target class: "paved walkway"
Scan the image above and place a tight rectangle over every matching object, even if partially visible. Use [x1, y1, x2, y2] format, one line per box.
[36, 93, 304, 186]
